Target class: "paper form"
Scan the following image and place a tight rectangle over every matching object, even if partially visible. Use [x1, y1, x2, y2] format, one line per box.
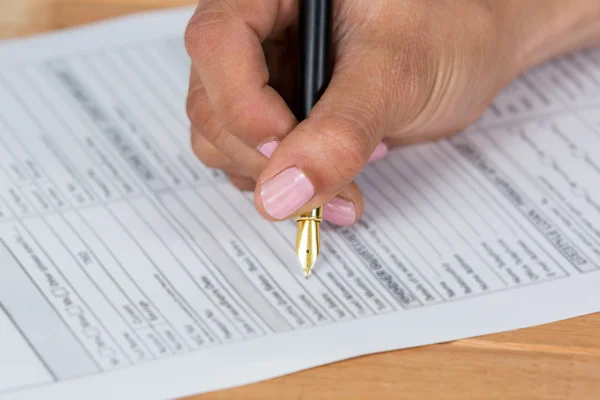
[1, 6, 600, 399]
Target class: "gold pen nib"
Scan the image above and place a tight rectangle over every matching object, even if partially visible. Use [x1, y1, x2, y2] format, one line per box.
[295, 207, 322, 278]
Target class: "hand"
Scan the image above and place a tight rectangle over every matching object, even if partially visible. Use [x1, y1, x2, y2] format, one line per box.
[184, 0, 600, 225]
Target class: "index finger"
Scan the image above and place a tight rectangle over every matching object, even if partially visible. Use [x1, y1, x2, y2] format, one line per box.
[184, 0, 297, 146]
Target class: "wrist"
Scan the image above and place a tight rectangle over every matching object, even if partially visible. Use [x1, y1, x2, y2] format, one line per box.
[499, 0, 600, 75]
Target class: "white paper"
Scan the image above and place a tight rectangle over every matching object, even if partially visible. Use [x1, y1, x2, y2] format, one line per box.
[1, 6, 600, 400]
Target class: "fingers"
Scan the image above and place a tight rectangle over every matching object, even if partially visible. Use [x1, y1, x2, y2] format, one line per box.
[185, 0, 297, 150]
[258, 137, 372, 226]
[191, 130, 240, 175]
[323, 182, 364, 226]
[187, 65, 266, 179]
[368, 142, 389, 163]
[195, 126, 365, 226]
[185, 1, 421, 227]
[188, 56, 381, 226]
[254, 51, 393, 221]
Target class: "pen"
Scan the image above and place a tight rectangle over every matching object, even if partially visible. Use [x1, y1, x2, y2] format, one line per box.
[294, 0, 333, 278]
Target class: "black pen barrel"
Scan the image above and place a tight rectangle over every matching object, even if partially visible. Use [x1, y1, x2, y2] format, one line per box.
[296, 0, 333, 121]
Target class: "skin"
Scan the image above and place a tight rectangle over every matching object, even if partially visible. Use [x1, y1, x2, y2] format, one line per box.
[184, 0, 600, 225]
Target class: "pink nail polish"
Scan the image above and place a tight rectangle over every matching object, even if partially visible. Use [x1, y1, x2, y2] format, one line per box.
[368, 142, 388, 163]
[260, 167, 314, 219]
[323, 197, 356, 226]
[258, 141, 280, 158]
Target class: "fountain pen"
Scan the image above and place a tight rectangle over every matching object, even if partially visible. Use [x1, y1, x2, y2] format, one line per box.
[294, 0, 333, 278]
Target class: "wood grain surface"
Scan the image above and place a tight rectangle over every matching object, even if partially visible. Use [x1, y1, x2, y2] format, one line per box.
[2, 1, 600, 399]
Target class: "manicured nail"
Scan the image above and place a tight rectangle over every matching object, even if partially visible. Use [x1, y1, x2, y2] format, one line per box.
[258, 140, 280, 158]
[323, 197, 356, 226]
[260, 167, 314, 219]
[368, 142, 388, 163]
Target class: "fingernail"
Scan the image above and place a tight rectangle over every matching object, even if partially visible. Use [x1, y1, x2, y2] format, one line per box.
[260, 167, 314, 219]
[258, 140, 280, 158]
[368, 142, 388, 163]
[323, 197, 356, 226]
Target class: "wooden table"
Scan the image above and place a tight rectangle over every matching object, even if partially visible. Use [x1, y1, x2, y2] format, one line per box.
[2, 1, 600, 399]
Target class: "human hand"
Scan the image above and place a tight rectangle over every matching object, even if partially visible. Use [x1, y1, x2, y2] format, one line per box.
[184, 0, 598, 225]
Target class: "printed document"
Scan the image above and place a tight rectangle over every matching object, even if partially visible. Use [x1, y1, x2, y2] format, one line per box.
[1, 6, 600, 400]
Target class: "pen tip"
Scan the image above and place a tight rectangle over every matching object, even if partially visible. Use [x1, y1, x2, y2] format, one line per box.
[296, 216, 320, 279]
[300, 253, 316, 279]
[304, 267, 312, 279]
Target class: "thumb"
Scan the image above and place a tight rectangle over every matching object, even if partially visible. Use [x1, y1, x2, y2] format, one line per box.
[254, 55, 392, 221]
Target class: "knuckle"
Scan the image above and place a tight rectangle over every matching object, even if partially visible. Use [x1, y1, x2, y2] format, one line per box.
[202, 124, 230, 149]
[216, 93, 254, 132]
[184, 8, 232, 57]
[190, 134, 232, 170]
[215, 90, 273, 147]
[185, 86, 211, 128]
[203, 157, 231, 170]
